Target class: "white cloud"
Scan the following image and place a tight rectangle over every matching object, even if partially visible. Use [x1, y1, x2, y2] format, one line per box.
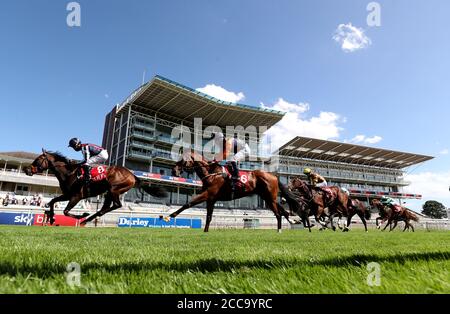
[196, 84, 245, 103]
[403, 171, 450, 209]
[439, 149, 449, 155]
[333, 23, 372, 52]
[104, 94, 109, 98]
[261, 98, 344, 151]
[349, 134, 383, 145]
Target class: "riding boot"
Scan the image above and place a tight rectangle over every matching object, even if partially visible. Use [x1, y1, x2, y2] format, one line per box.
[230, 161, 239, 199]
[83, 164, 91, 191]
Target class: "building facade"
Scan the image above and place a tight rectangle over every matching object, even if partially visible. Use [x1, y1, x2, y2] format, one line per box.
[102, 75, 433, 209]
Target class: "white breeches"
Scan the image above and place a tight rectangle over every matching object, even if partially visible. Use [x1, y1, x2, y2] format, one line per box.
[231, 144, 251, 162]
[86, 150, 109, 166]
[316, 180, 328, 187]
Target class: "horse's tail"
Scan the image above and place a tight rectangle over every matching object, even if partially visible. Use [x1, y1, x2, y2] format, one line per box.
[408, 211, 419, 222]
[278, 180, 302, 213]
[134, 176, 168, 198]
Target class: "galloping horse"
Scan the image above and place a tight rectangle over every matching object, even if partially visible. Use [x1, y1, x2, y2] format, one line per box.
[164, 151, 297, 232]
[371, 199, 419, 232]
[288, 177, 353, 231]
[24, 150, 167, 225]
[337, 199, 372, 232]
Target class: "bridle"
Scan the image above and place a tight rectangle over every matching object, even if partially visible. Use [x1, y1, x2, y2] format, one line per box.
[31, 156, 49, 174]
[290, 179, 314, 203]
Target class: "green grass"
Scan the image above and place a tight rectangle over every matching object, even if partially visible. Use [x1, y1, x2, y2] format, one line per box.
[0, 226, 448, 294]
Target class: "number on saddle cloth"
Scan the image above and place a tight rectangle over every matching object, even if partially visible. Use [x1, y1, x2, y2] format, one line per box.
[225, 164, 248, 191]
[78, 166, 107, 182]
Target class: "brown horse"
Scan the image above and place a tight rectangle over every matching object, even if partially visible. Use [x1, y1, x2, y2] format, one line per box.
[24, 150, 167, 225]
[371, 199, 419, 232]
[164, 152, 297, 232]
[288, 177, 353, 231]
[335, 199, 372, 232]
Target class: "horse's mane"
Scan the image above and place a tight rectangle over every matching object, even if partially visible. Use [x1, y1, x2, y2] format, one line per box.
[46, 151, 73, 164]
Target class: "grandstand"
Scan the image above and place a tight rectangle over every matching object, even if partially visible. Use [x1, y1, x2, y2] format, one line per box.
[0, 75, 441, 229]
[102, 75, 433, 209]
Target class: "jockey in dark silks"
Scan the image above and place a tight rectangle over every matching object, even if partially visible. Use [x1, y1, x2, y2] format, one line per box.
[212, 132, 251, 196]
[380, 196, 402, 213]
[68, 138, 109, 185]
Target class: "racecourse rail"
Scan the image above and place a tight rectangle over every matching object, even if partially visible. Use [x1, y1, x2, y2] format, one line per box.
[0, 204, 448, 231]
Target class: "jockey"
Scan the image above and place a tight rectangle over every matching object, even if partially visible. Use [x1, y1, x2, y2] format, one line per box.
[380, 196, 402, 213]
[212, 132, 251, 194]
[68, 138, 109, 184]
[303, 168, 327, 187]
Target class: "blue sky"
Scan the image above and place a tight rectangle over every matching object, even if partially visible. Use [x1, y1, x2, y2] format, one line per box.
[0, 0, 449, 210]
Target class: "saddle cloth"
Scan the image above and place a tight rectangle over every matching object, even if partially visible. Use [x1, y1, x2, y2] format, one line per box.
[223, 166, 251, 192]
[78, 165, 108, 182]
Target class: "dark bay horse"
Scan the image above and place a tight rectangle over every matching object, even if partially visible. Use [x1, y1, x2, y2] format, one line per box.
[24, 150, 167, 225]
[336, 199, 372, 232]
[164, 152, 297, 232]
[371, 199, 419, 232]
[288, 177, 353, 231]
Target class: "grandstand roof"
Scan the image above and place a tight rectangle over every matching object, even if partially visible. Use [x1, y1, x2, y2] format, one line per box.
[279, 137, 433, 169]
[115, 75, 285, 128]
[0, 152, 38, 163]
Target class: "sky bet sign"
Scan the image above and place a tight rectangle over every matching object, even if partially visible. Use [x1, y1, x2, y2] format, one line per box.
[0, 213, 34, 226]
[118, 217, 201, 229]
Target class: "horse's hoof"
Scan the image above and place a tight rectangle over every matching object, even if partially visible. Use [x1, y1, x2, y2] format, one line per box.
[163, 216, 171, 222]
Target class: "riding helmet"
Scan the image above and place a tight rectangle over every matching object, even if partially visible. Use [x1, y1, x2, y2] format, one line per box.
[303, 168, 312, 175]
[68, 138, 81, 148]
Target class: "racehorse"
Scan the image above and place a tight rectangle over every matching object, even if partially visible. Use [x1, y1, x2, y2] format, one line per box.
[164, 151, 298, 232]
[371, 199, 419, 232]
[24, 150, 167, 225]
[278, 183, 314, 232]
[335, 199, 372, 232]
[288, 177, 353, 231]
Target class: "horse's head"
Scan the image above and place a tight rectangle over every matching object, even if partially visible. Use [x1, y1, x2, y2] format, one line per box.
[171, 151, 205, 177]
[24, 149, 52, 176]
[289, 177, 313, 199]
[371, 198, 381, 208]
[289, 177, 307, 191]
[172, 158, 187, 177]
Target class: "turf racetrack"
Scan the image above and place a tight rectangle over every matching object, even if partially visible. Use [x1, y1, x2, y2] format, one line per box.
[0, 226, 448, 293]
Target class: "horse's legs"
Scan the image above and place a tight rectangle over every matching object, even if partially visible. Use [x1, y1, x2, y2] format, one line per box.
[63, 196, 90, 220]
[376, 217, 382, 229]
[382, 219, 391, 231]
[81, 192, 114, 225]
[329, 213, 337, 231]
[391, 220, 398, 231]
[277, 203, 298, 224]
[314, 206, 329, 230]
[47, 194, 70, 225]
[356, 211, 368, 232]
[344, 214, 354, 232]
[262, 197, 282, 233]
[302, 212, 312, 232]
[204, 200, 215, 232]
[164, 191, 209, 222]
